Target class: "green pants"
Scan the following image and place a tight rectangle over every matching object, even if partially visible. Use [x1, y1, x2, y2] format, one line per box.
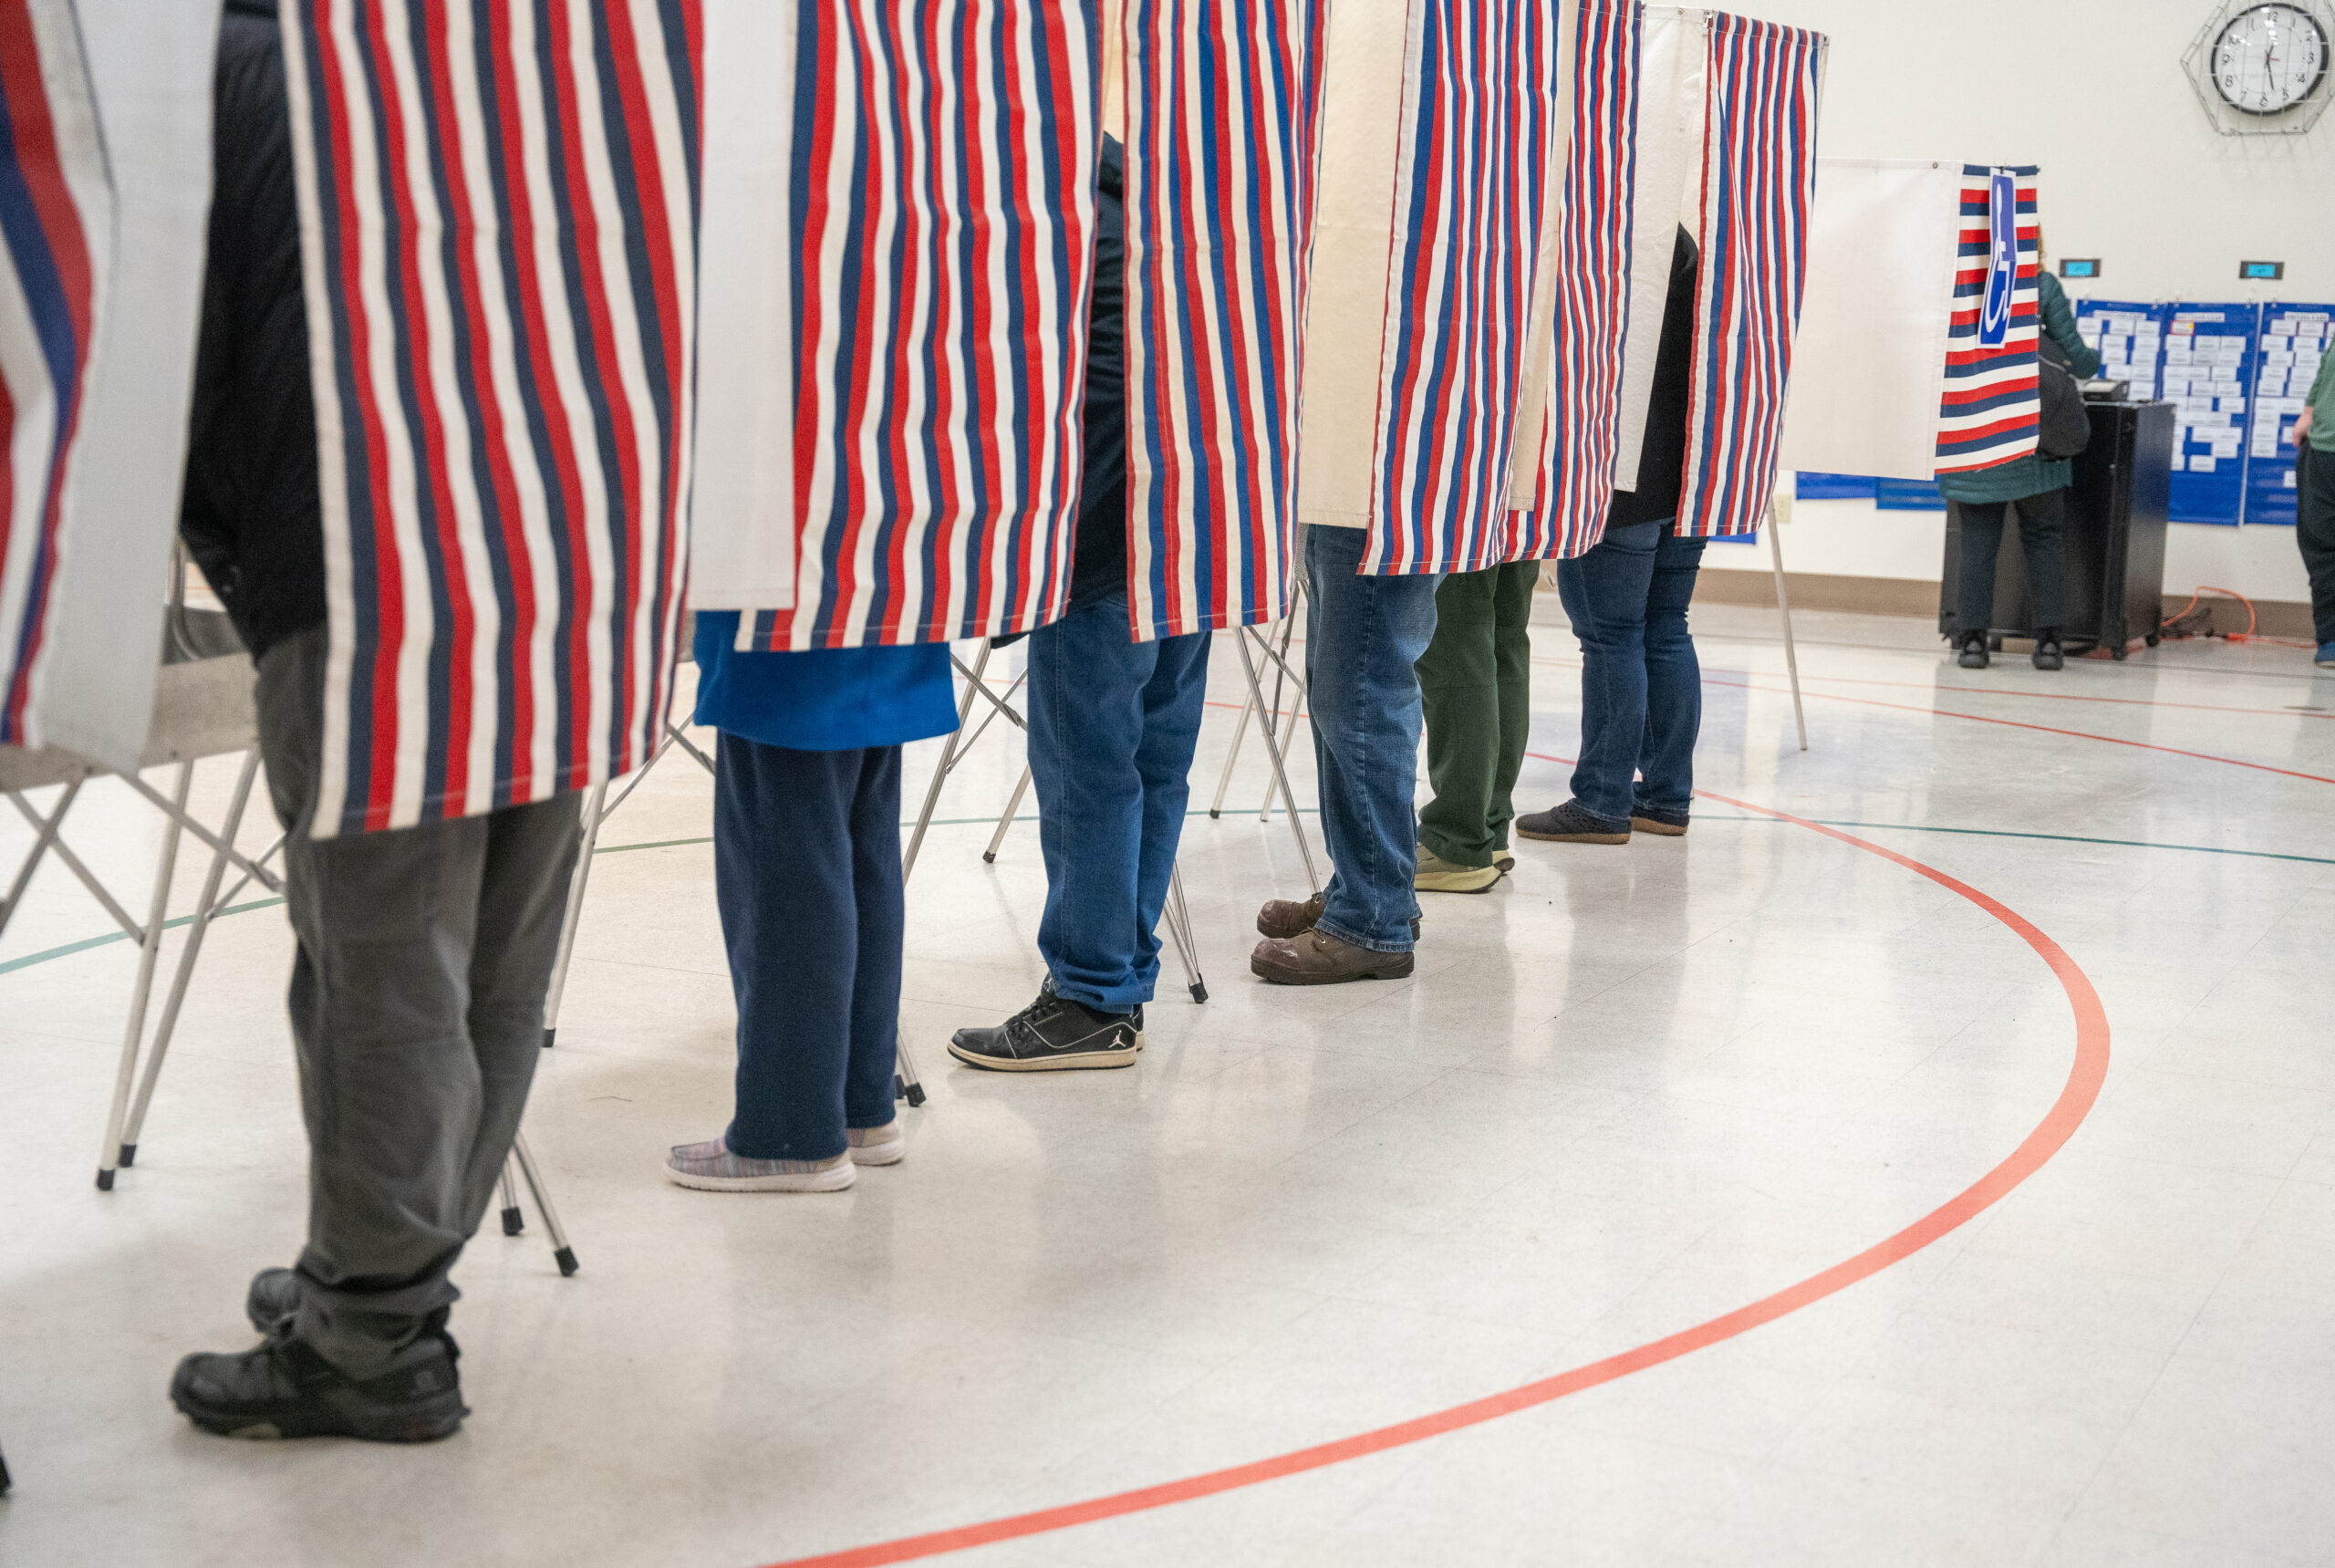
[1416, 560, 1540, 868]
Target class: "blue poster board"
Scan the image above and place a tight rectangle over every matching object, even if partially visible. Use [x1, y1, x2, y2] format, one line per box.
[1874, 477, 1946, 511]
[2245, 303, 2333, 527]
[2162, 303, 2259, 526]
[1794, 472, 1877, 500]
[2073, 297, 2168, 400]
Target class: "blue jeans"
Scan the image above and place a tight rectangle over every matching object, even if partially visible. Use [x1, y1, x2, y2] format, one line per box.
[1304, 524, 1444, 952]
[1029, 593, 1212, 1012]
[714, 735, 903, 1161]
[1552, 520, 1707, 823]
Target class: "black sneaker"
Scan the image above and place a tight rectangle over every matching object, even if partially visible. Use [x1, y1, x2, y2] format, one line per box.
[246, 1268, 301, 1335]
[1630, 803, 1690, 836]
[1516, 800, 1630, 844]
[1956, 633, 1989, 670]
[171, 1327, 467, 1443]
[949, 983, 1142, 1072]
[2032, 632, 2064, 671]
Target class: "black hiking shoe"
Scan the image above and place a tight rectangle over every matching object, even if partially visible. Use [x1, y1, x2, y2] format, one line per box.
[1630, 804, 1691, 836]
[950, 983, 1142, 1072]
[1516, 800, 1631, 844]
[171, 1327, 467, 1444]
[246, 1268, 301, 1336]
[1956, 633, 1989, 670]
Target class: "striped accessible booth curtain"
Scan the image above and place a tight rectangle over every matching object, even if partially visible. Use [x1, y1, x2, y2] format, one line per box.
[281, 0, 701, 838]
[714, 0, 1332, 652]
[1936, 164, 2042, 476]
[0, 0, 110, 749]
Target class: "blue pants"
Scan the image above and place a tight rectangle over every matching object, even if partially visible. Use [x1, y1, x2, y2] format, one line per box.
[1027, 593, 1212, 1013]
[713, 735, 902, 1161]
[1553, 520, 1708, 824]
[1304, 524, 1444, 953]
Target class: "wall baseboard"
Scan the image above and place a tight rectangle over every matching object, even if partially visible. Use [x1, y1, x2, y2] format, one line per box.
[1689, 567, 2318, 639]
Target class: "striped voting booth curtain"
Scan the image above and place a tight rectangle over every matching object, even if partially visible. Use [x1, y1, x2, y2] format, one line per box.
[283, 0, 701, 837]
[739, 2, 1099, 653]
[1935, 164, 2040, 475]
[1514, 0, 1640, 562]
[1676, 12, 1822, 540]
[1123, 0, 1328, 640]
[1359, 0, 1566, 576]
[0, 0, 109, 749]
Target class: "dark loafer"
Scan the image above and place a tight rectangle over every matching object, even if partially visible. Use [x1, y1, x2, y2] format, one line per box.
[1250, 929, 1416, 986]
[1515, 801, 1631, 844]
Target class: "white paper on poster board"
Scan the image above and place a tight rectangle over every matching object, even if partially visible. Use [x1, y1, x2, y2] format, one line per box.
[1776, 158, 1964, 483]
[689, 0, 798, 611]
[1610, 5, 1706, 494]
[25, 1, 221, 773]
[1295, 0, 1415, 529]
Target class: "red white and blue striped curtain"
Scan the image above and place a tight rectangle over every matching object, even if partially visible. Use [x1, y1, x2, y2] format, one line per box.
[1358, 0, 1567, 576]
[738, 2, 1100, 653]
[281, 0, 700, 838]
[1123, 0, 1328, 641]
[1512, 0, 1639, 562]
[1676, 11, 1822, 540]
[0, 0, 109, 750]
[1935, 164, 2040, 475]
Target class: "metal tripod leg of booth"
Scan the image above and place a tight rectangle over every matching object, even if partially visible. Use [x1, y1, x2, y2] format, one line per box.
[1208, 587, 1305, 819]
[507, 1130, 577, 1276]
[1767, 507, 1810, 753]
[1165, 863, 1208, 1003]
[117, 750, 265, 1168]
[538, 781, 609, 1050]
[498, 1164, 525, 1237]
[1233, 628, 1323, 895]
[96, 763, 193, 1191]
[983, 766, 1033, 864]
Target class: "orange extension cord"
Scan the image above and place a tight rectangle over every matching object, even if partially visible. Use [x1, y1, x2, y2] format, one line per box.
[2160, 586, 2317, 649]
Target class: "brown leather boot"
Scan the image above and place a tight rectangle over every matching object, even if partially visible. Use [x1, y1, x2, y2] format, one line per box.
[1255, 892, 1325, 940]
[1250, 929, 1416, 985]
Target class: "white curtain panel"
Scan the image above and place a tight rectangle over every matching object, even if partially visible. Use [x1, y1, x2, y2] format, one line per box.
[23, 0, 219, 772]
[1778, 157, 1964, 483]
[1608, 3, 1703, 495]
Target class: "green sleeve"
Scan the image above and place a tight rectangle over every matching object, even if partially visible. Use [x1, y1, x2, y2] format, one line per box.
[2309, 349, 2335, 417]
[2037, 273, 2102, 379]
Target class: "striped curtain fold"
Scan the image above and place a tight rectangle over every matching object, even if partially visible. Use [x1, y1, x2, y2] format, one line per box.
[1676, 11, 1823, 541]
[737, 1, 1101, 653]
[1122, 0, 1327, 641]
[1512, 0, 1640, 562]
[1357, 0, 1568, 576]
[0, 0, 110, 749]
[282, 0, 702, 837]
[1935, 164, 2040, 475]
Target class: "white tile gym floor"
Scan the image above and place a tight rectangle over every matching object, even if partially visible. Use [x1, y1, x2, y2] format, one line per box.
[5, 597, 2334, 1568]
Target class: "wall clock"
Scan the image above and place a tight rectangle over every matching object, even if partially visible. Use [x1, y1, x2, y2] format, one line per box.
[2185, 0, 2335, 133]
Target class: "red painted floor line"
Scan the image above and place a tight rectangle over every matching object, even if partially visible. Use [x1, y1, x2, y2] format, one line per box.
[1697, 674, 2335, 787]
[755, 794, 2112, 1568]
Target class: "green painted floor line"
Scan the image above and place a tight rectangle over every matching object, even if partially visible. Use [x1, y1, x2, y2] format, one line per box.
[1701, 815, 2335, 867]
[0, 808, 1325, 977]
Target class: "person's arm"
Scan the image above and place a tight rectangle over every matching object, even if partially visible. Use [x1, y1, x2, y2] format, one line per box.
[2037, 274, 2102, 379]
[2299, 352, 2333, 443]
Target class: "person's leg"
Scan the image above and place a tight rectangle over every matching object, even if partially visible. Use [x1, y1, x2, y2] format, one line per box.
[1541, 521, 1660, 826]
[1291, 524, 1442, 955]
[2295, 444, 2335, 651]
[1028, 593, 1154, 1012]
[2014, 489, 2069, 635]
[693, 733, 859, 1177]
[1636, 531, 1708, 820]
[1127, 628, 1213, 992]
[950, 595, 1151, 1069]
[1487, 559, 1541, 857]
[842, 746, 905, 1158]
[1414, 568, 1504, 870]
[1955, 501, 2008, 640]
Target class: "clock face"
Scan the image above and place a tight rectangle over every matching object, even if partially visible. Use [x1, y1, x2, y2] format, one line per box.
[2213, 4, 2330, 114]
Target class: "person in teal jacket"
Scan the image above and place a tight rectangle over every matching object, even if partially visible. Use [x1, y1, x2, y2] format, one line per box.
[1941, 267, 2102, 671]
[2290, 337, 2335, 668]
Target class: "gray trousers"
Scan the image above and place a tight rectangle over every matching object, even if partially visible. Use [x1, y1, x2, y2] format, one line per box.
[255, 626, 581, 1374]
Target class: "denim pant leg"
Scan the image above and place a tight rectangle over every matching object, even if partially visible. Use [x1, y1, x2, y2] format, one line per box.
[1637, 532, 1707, 814]
[1030, 593, 1153, 1012]
[845, 749, 905, 1132]
[716, 735, 871, 1162]
[1553, 521, 1660, 824]
[1304, 524, 1443, 952]
[1128, 630, 1212, 999]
